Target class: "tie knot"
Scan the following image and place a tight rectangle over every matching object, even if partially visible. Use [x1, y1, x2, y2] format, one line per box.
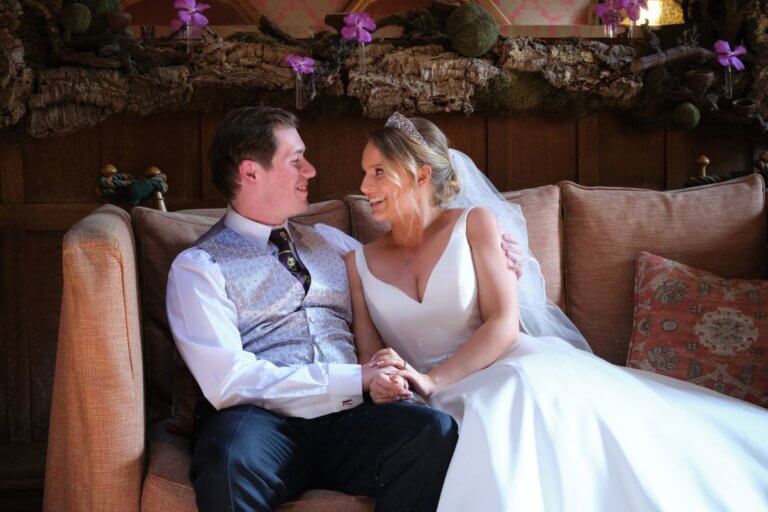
[269, 228, 291, 249]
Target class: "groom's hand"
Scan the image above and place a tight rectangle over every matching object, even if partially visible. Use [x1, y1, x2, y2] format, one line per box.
[502, 233, 525, 279]
[362, 364, 400, 391]
[370, 372, 412, 404]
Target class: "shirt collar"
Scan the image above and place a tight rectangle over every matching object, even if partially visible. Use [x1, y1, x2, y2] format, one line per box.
[224, 206, 287, 250]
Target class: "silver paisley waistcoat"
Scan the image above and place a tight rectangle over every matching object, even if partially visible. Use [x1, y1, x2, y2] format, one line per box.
[195, 219, 357, 367]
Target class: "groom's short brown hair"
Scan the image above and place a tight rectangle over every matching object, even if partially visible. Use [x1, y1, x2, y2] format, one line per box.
[208, 107, 299, 201]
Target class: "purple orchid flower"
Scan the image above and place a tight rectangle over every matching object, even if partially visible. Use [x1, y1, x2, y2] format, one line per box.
[714, 40, 747, 71]
[595, 0, 624, 27]
[341, 12, 376, 43]
[624, 0, 648, 21]
[171, 0, 210, 33]
[284, 55, 316, 75]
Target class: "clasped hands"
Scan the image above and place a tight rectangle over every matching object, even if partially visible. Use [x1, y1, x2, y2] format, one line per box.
[362, 348, 435, 405]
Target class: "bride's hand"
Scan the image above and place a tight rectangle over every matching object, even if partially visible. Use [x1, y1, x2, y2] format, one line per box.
[400, 365, 437, 398]
[369, 347, 407, 370]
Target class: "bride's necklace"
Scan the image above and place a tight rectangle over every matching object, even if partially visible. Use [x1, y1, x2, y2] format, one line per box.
[399, 249, 415, 266]
[395, 210, 441, 267]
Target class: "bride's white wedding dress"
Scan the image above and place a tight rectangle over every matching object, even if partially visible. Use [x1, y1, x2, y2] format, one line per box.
[353, 208, 768, 512]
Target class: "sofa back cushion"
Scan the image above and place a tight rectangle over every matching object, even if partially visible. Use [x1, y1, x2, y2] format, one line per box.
[131, 201, 351, 424]
[562, 175, 767, 365]
[346, 184, 565, 307]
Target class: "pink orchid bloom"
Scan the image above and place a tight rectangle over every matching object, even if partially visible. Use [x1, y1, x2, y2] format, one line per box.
[625, 0, 648, 22]
[341, 12, 376, 43]
[595, 1, 624, 26]
[714, 40, 747, 71]
[171, 0, 210, 32]
[284, 55, 316, 75]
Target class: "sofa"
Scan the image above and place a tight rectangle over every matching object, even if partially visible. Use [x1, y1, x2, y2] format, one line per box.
[43, 174, 767, 512]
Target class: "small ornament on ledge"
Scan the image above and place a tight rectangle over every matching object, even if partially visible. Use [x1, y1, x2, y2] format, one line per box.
[341, 12, 376, 73]
[284, 55, 316, 110]
[98, 164, 169, 211]
[684, 153, 768, 189]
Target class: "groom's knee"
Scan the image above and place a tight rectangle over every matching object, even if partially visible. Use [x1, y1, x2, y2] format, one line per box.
[400, 407, 458, 461]
[191, 405, 300, 511]
[422, 410, 459, 459]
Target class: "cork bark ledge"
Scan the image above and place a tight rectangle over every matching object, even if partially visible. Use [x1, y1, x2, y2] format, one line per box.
[2, 0, 767, 138]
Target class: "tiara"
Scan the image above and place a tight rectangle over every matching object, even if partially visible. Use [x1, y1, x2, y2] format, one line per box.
[384, 112, 429, 148]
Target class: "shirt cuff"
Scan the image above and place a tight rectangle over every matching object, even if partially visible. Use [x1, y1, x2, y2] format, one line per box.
[328, 363, 363, 407]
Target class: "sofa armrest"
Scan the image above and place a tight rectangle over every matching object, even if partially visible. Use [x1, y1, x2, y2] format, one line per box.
[44, 205, 145, 512]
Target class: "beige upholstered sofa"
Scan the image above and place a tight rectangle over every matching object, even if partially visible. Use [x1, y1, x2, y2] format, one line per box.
[44, 175, 766, 512]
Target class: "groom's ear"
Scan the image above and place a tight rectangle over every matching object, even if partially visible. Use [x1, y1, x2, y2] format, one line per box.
[238, 159, 266, 185]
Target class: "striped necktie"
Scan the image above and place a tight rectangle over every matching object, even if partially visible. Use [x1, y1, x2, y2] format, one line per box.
[269, 228, 311, 292]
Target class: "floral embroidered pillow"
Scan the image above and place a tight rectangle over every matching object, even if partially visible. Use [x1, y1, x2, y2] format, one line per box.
[627, 251, 768, 407]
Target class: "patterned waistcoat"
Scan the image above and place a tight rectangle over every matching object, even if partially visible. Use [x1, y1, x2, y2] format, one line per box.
[195, 219, 357, 367]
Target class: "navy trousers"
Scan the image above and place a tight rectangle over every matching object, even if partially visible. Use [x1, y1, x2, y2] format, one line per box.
[190, 398, 458, 512]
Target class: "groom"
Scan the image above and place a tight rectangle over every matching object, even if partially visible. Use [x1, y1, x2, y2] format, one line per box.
[166, 107, 460, 512]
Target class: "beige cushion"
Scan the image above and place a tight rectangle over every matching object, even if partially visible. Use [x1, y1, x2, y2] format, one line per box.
[142, 421, 374, 512]
[562, 175, 767, 364]
[345, 185, 565, 307]
[503, 186, 564, 309]
[130, 201, 352, 429]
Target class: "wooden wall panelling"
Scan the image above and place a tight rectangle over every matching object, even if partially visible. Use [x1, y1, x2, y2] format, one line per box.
[23, 125, 103, 204]
[299, 115, 381, 201]
[592, 111, 666, 189]
[2, 229, 30, 444]
[0, 145, 25, 445]
[487, 115, 578, 191]
[577, 115, 600, 186]
[665, 121, 755, 190]
[427, 114, 487, 175]
[101, 113, 204, 205]
[25, 232, 63, 442]
[0, 146, 24, 204]
[0, 232, 8, 444]
[200, 112, 226, 205]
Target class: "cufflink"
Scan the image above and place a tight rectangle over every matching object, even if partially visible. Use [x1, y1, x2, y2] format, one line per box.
[342, 399, 353, 407]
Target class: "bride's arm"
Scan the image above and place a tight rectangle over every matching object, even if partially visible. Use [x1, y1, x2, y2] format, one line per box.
[399, 207, 520, 397]
[343, 251, 392, 365]
[343, 252, 412, 403]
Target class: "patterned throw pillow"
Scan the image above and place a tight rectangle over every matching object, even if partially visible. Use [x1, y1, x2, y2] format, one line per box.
[627, 252, 768, 407]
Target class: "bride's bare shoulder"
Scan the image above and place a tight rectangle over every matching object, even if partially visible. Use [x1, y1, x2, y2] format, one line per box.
[466, 207, 500, 242]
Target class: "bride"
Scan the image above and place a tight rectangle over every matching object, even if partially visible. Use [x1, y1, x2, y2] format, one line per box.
[343, 112, 768, 512]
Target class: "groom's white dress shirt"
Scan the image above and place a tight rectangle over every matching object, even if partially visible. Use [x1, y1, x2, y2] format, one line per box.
[166, 207, 364, 419]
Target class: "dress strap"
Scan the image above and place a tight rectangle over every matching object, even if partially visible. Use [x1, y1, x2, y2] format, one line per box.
[354, 247, 371, 279]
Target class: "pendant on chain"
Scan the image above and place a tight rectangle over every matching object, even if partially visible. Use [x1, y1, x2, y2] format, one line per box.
[403, 258, 412, 266]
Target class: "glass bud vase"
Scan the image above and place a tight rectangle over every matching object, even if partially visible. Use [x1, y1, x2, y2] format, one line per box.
[294, 73, 305, 110]
[724, 66, 733, 100]
[628, 20, 636, 39]
[358, 42, 367, 73]
[604, 23, 616, 38]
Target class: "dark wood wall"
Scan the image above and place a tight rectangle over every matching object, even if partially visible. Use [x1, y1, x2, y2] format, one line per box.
[0, 110, 763, 508]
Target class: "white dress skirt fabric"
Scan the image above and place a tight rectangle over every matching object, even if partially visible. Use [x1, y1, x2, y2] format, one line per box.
[354, 209, 768, 512]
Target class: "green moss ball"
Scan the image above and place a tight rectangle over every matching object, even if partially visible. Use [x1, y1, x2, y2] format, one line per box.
[485, 71, 547, 111]
[446, 3, 500, 58]
[672, 102, 701, 130]
[61, 3, 92, 35]
[62, 0, 119, 34]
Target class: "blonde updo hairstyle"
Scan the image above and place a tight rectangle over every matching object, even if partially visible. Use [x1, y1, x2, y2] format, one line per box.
[368, 117, 461, 216]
